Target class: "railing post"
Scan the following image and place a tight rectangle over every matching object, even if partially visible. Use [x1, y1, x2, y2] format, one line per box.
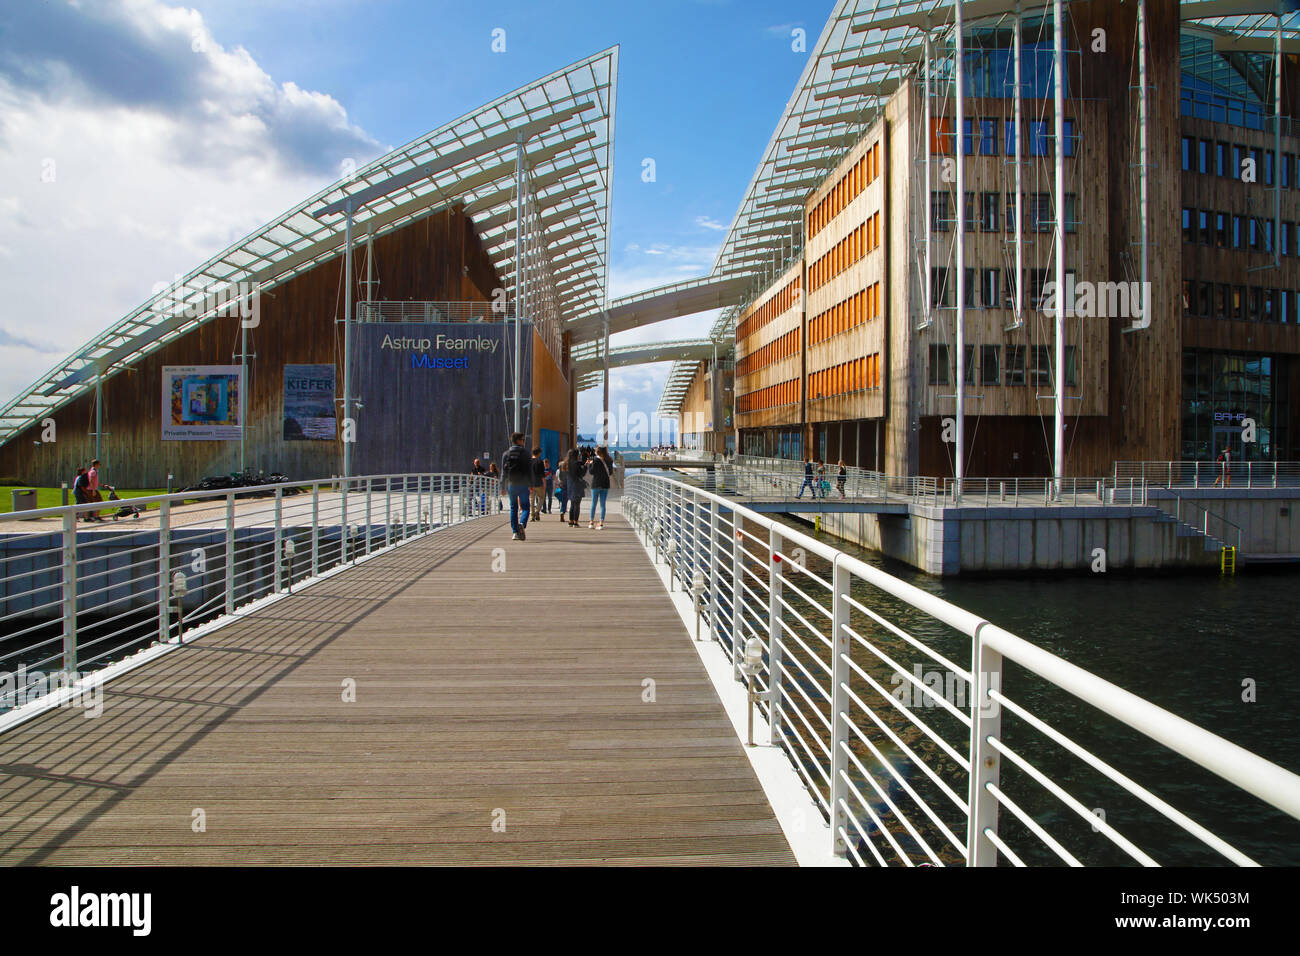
[157, 500, 170, 646]
[62, 510, 78, 673]
[732, 512, 744, 682]
[340, 479, 349, 563]
[365, 478, 373, 553]
[708, 499, 720, 644]
[386, 477, 393, 547]
[311, 484, 320, 577]
[225, 492, 235, 614]
[966, 632, 1003, 866]
[829, 558, 851, 857]
[273, 486, 283, 594]
[402, 476, 409, 537]
[767, 525, 785, 747]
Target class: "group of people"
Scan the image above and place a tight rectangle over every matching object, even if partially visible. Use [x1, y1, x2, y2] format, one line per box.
[796, 457, 849, 499]
[483, 437, 617, 540]
[71, 459, 110, 522]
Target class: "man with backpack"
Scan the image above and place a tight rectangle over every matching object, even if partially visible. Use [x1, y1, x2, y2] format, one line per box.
[501, 432, 533, 541]
[529, 447, 546, 520]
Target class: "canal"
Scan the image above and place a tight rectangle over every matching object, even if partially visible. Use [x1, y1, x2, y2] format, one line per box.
[773, 512, 1300, 866]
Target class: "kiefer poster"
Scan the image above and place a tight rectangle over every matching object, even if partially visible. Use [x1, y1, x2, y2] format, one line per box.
[283, 364, 337, 440]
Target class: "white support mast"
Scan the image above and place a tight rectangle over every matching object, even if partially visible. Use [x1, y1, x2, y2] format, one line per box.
[1013, 0, 1024, 327]
[342, 199, 354, 480]
[513, 134, 525, 435]
[955, 0, 967, 493]
[1053, 0, 1066, 491]
[924, 31, 933, 328]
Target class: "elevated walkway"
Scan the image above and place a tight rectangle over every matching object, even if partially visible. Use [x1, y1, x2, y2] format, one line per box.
[0, 508, 794, 865]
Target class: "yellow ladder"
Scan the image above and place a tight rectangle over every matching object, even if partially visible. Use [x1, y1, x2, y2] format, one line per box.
[1220, 546, 1237, 575]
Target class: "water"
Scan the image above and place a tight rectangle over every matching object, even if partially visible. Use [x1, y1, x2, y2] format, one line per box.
[776, 513, 1300, 866]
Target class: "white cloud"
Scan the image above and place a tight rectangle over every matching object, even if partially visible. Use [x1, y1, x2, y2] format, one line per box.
[0, 0, 384, 403]
[694, 215, 725, 231]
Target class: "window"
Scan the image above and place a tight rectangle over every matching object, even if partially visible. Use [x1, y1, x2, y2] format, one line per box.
[1064, 346, 1078, 387]
[1063, 119, 1077, 158]
[1028, 269, 1049, 310]
[981, 192, 1000, 232]
[1005, 119, 1018, 157]
[1181, 136, 1192, 171]
[1182, 279, 1192, 313]
[1284, 153, 1292, 188]
[1249, 286, 1260, 319]
[931, 267, 951, 308]
[961, 118, 975, 156]
[963, 267, 977, 308]
[1064, 194, 1078, 233]
[1030, 193, 1052, 233]
[1182, 208, 1194, 244]
[1266, 150, 1275, 186]
[1215, 212, 1227, 248]
[1264, 288, 1276, 322]
[1232, 144, 1243, 178]
[931, 191, 950, 232]
[964, 345, 977, 383]
[1232, 215, 1242, 249]
[1198, 282, 1212, 317]
[1266, 220, 1275, 254]
[979, 118, 998, 155]
[1198, 138, 1209, 173]
[1029, 121, 1050, 156]
[982, 268, 1000, 308]
[1233, 286, 1244, 320]
[931, 117, 953, 154]
[1199, 210, 1209, 245]
[964, 192, 976, 232]
[1289, 222, 1295, 258]
[1285, 290, 1292, 324]
[1249, 218, 1259, 250]
[980, 345, 1000, 386]
[1030, 345, 1052, 386]
[1216, 141, 1227, 177]
[1006, 192, 1020, 231]
[1005, 345, 1026, 385]
[928, 344, 950, 386]
[1217, 284, 1229, 318]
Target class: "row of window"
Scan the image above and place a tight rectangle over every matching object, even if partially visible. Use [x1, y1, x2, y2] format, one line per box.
[735, 328, 801, 378]
[1180, 135, 1300, 187]
[930, 117, 1077, 158]
[931, 190, 1078, 234]
[809, 222, 870, 292]
[930, 265, 1067, 311]
[1179, 207, 1300, 255]
[928, 344, 1079, 388]
[737, 378, 800, 414]
[809, 142, 881, 239]
[808, 355, 881, 399]
[737, 275, 801, 342]
[1181, 280, 1299, 324]
[809, 282, 881, 346]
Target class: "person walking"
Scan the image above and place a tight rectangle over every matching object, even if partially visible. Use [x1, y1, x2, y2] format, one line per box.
[797, 457, 816, 499]
[836, 459, 847, 498]
[816, 459, 828, 499]
[588, 446, 613, 529]
[501, 432, 533, 541]
[529, 447, 546, 520]
[488, 461, 503, 512]
[554, 457, 569, 518]
[565, 448, 587, 527]
[543, 458, 554, 514]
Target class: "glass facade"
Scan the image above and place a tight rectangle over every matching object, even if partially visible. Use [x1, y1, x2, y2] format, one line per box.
[1181, 349, 1289, 461]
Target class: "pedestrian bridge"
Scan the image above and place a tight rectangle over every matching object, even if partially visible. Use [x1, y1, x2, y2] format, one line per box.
[0, 473, 1296, 866]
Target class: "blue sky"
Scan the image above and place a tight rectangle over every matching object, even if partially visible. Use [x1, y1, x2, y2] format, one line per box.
[0, 0, 831, 441]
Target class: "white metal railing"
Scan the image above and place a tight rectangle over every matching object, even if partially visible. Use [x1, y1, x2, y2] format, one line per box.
[0, 473, 500, 710]
[721, 458, 1148, 508]
[624, 472, 1300, 866]
[1116, 460, 1300, 489]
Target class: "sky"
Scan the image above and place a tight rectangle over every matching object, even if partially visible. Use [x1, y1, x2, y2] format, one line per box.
[0, 0, 831, 442]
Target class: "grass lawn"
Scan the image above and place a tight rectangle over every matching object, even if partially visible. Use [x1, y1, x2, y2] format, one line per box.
[0, 486, 166, 514]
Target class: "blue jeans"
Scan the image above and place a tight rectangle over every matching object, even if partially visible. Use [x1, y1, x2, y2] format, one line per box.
[589, 487, 608, 520]
[507, 484, 530, 533]
[797, 478, 815, 498]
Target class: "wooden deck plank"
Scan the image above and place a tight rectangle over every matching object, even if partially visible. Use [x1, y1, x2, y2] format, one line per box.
[0, 508, 795, 866]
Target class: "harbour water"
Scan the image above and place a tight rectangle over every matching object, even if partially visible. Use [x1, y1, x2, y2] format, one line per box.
[778, 513, 1300, 865]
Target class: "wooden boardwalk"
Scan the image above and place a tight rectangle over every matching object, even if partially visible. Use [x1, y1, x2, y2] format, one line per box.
[0, 505, 794, 865]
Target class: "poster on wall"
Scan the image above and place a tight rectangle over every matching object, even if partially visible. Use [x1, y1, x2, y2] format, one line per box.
[283, 364, 337, 440]
[161, 366, 243, 440]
